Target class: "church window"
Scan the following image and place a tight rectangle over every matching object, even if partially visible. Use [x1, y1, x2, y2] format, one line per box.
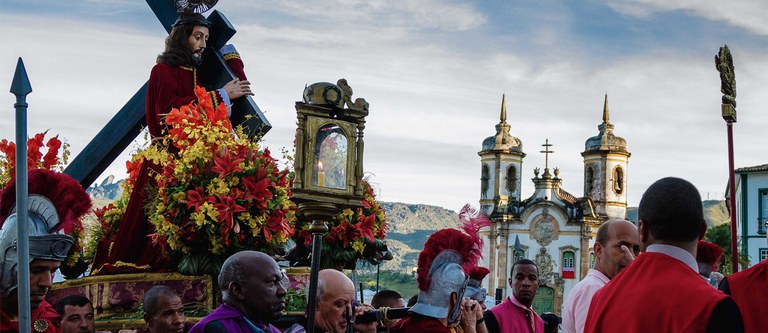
[506, 165, 517, 192]
[613, 166, 624, 195]
[481, 164, 490, 197]
[586, 167, 594, 195]
[514, 250, 525, 263]
[562, 251, 575, 279]
[760, 248, 768, 262]
[759, 189, 767, 234]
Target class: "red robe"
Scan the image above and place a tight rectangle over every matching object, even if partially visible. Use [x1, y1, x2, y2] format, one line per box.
[724, 260, 767, 333]
[391, 314, 456, 333]
[91, 53, 246, 275]
[584, 252, 727, 333]
[0, 300, 61, 333]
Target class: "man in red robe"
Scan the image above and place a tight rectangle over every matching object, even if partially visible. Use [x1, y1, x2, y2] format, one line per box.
[91, 12, 253, 275]
[483, 259, 545, 333]
[0, 170, 92, 333]
[719, 243, 768, 332]
[584, 177, 743, 332]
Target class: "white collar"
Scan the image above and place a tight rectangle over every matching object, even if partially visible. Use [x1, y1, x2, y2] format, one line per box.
[646, 244, 698, 273]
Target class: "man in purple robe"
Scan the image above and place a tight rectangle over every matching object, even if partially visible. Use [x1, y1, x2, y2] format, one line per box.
[189, 251, 287, 333]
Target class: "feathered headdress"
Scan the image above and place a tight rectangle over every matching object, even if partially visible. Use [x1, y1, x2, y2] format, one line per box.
[415, 204, 490, 291]
[0, 169, 91, 234]
[466, 266, 490, 288]
[696, 240, 723, 271]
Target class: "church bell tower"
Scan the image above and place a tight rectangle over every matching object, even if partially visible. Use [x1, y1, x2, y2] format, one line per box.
[581, 94, 630, 220]
[478, 94, 526, 216]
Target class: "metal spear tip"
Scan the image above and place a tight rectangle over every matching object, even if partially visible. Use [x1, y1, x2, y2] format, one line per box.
[10, 57, 33, 97]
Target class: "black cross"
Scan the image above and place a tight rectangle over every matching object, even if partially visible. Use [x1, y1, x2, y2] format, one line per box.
[63, 0, 271, 188]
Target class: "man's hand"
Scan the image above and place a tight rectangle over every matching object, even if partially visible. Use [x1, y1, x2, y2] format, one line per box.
[621, 245, 636, 261]
[353, 304, 377, 333]
[459, 298, 480, 333]
[223, 78, 253, 99]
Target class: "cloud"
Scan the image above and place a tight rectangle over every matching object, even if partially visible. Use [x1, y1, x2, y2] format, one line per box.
[606, 0, 768, 35]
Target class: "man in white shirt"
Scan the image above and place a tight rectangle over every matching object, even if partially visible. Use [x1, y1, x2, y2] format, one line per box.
[561, 219, 639, 333]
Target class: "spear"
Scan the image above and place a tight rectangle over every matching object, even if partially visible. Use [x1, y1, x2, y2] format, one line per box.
[10, 57, 33, 333]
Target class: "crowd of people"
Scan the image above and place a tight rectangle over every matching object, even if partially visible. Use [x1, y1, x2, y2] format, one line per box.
[1, 7, 766, 333]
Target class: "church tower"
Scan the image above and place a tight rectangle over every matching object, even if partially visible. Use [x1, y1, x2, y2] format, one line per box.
[478, 94, 525, 217]
[581, 94, 630, 220]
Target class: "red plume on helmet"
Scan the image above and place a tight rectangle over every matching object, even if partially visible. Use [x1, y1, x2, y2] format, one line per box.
[416, 204, 490, 292]
[696, 240, 724, 271]
[0, 169, 92, 234]
[466, 266, 490, 284]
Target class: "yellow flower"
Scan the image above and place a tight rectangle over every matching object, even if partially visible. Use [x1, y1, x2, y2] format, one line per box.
[352, 239, 366, 254]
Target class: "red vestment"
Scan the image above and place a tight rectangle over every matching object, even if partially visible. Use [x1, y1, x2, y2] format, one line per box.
[0, 300, 61, 333]
[584, 252, 727, 333]
[391, 314, 455, 333]
[91, 54, 246, 275]
[725, 260, 767, 333]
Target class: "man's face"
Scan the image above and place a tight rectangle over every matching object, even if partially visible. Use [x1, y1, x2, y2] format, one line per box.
[509, 264, 539, 307]
[61, 303, 95, 333]
[315, 279, 355, 333]
[29, 259, 59, 309]
[145, 295, 184, 333]
[595, 222, 640, 279]
[241, 260, 287, 323]
[186, 25, 209, 62]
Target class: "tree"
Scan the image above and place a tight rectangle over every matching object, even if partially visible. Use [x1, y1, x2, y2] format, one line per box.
[705, 223, 749, 274]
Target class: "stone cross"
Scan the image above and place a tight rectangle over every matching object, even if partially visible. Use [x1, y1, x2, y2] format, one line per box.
[540, 138, 554, 170]
[63, 0, 271, 188]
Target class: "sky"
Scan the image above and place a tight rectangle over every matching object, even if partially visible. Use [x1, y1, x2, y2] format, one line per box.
[1, 0, 767, 212]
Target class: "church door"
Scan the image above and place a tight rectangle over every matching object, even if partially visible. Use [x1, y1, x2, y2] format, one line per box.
[532, 286, 555, 314]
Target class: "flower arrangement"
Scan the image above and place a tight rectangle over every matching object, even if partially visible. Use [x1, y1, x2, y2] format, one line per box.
[133, 87, 296, 272]
[0, 131, 69, 188]
[292, 180, 388, 270]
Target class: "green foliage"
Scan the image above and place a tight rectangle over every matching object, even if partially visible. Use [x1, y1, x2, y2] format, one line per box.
[285, 289, 306, 312]
[356, 270, 419, 302]
[705, 223, 749, 274]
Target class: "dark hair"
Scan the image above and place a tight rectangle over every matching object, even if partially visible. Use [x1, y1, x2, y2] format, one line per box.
[406, 294, 419, 307]
[371, 290, 403, 308]
[638, 177, 705, 242]
[143, 285, 179, 316]
[156, 13, 208, 66]
[55, 295, 92, 316]
[510, 258, 538, 276]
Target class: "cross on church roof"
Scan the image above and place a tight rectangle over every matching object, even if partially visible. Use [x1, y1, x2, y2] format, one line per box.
[540, 138, 554, 170]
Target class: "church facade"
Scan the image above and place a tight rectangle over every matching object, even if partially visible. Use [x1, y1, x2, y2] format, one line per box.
[478, 94, 630, 315]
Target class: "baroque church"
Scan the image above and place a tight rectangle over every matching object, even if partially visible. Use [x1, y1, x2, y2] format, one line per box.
[478, 94, 630, 315]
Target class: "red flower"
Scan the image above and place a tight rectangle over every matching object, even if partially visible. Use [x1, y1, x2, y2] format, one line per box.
[212, 194, 246, 236]
[186, 186, 207, 210]
[212, 152, 244, 178]
[242, 176, 272, 209]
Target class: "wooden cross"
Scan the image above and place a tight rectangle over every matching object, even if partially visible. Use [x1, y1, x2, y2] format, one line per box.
[63, 0, 271, 188]
[539, 138, 554, 170]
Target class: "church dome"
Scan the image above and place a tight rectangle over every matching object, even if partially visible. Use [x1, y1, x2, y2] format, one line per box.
[480, 94, 524, 153]
[584, 95, 628, 153]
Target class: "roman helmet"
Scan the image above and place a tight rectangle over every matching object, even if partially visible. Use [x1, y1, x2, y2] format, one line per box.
[411, 204, 490, 326]
[0, 169, 91, 296]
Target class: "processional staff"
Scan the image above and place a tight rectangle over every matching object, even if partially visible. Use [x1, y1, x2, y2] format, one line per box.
[10, 57, 33, 333]
[715, 45, 739, 273]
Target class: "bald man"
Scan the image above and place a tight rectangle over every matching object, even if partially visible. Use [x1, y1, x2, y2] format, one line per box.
[285, 269, 376, 333]
[562, 219, 639, 333]
[190, 251, 286, 333]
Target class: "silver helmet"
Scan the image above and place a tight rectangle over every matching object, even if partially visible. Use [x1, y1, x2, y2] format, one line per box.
[0, 195, 73, 297]
[410, 250, 469, 324]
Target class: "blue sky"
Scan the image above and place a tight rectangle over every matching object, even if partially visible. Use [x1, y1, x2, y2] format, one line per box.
[1, 0, 767, 211]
